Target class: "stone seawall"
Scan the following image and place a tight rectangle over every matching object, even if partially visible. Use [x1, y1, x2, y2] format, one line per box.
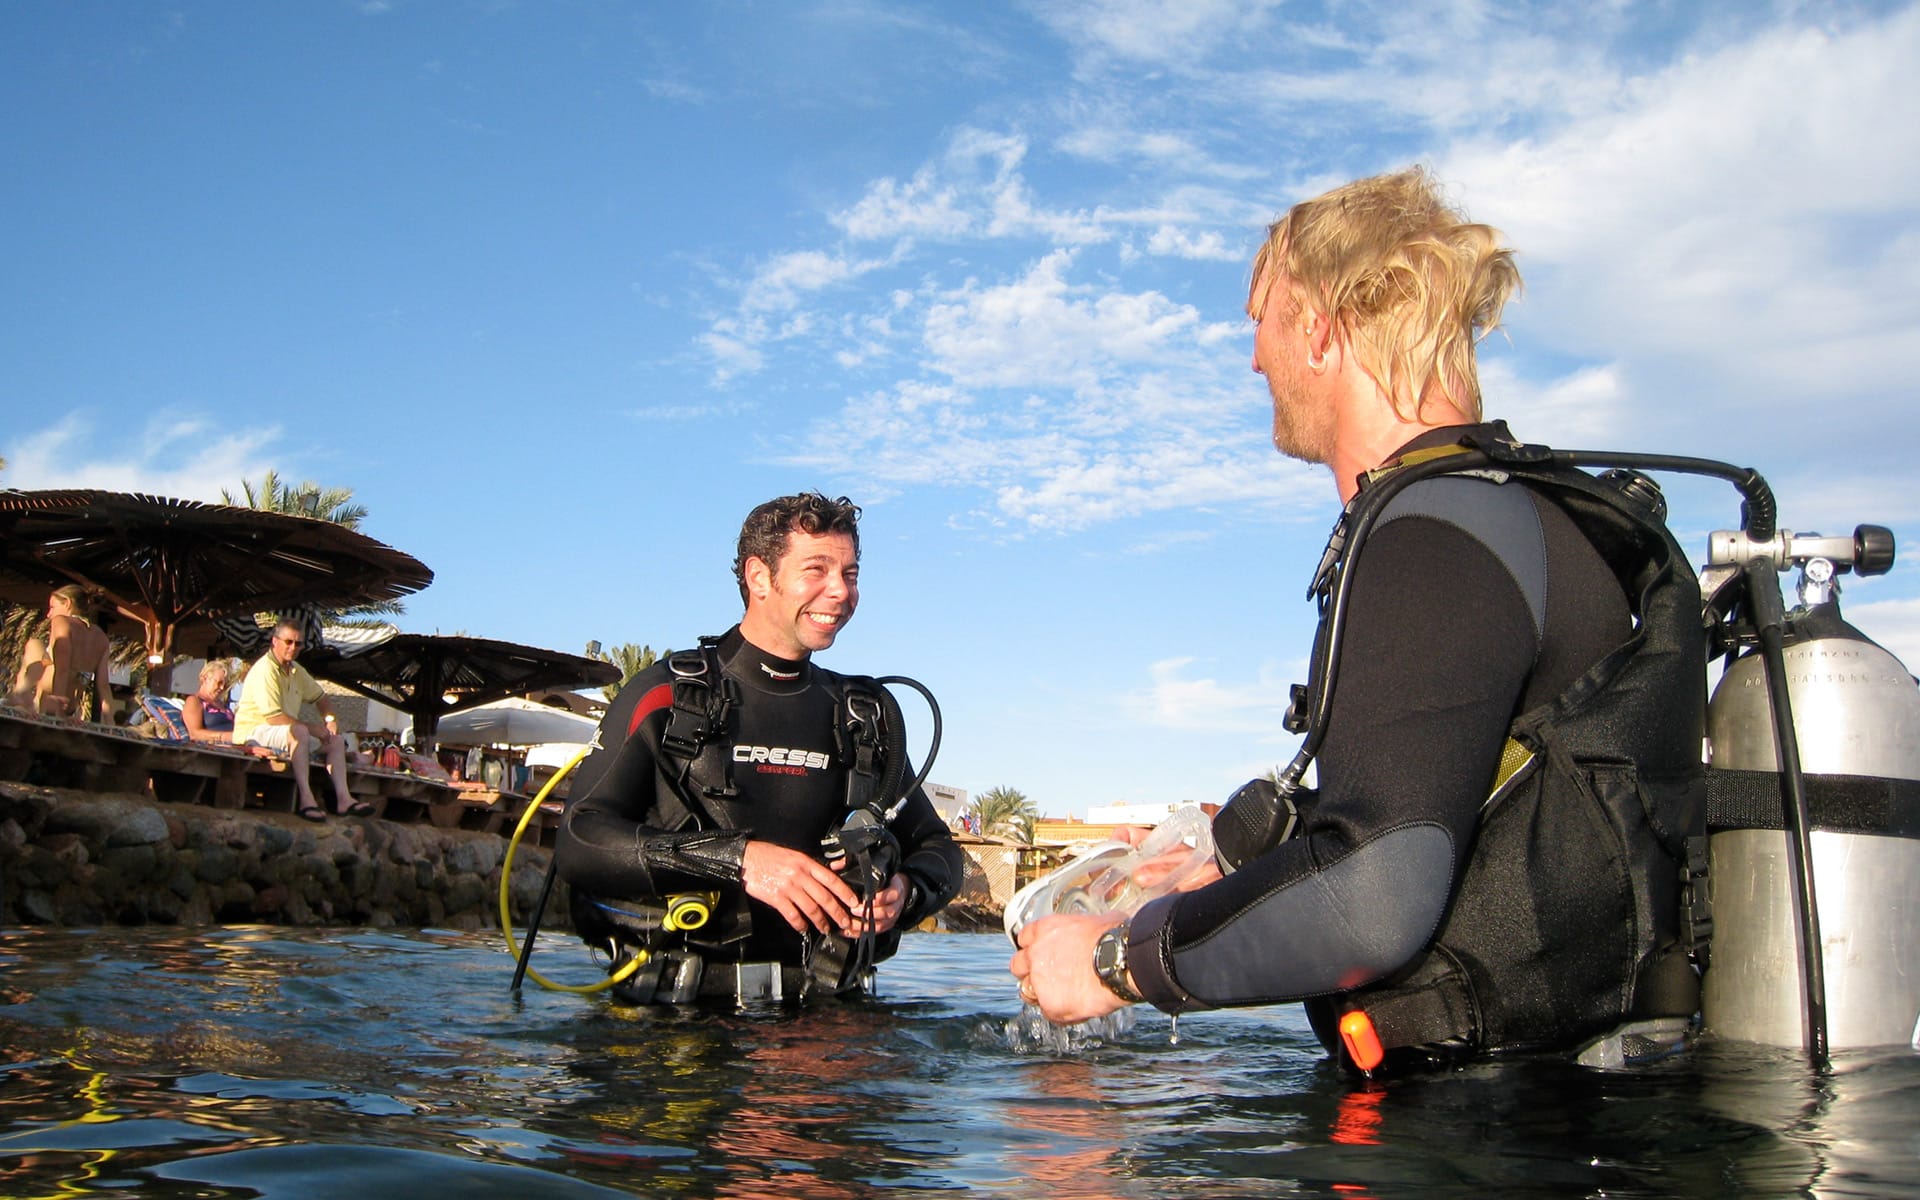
[0, 781, 564, 931]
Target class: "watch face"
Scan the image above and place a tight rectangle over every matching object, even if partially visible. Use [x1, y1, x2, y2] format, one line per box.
[1094, 926, 1140, 1003]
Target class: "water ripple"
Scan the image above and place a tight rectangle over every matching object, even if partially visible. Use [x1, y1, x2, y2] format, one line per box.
[0, 926, 1915, 1198]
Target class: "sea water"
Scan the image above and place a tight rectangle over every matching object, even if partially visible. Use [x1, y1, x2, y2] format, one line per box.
[1, 925, 1916, 1198]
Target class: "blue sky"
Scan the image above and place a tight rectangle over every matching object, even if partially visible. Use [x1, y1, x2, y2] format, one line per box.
[5, 1, 1918, 818]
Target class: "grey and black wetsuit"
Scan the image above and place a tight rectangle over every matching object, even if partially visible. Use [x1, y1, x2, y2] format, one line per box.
[557, 626, 962, 972]
[1127, 422, 1702, 1057]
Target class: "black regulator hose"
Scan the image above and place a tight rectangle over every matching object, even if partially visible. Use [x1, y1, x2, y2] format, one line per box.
[1550, 450, 1776, 541]
[1743, 558, 1831, 1070]
[873, 675, 942, 818]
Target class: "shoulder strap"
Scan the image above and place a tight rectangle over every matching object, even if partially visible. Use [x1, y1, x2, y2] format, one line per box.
[837, 677, 898, 818]
[659, 637, 740, 804]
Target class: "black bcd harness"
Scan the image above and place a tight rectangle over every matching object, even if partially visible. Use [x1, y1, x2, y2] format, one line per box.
[582, 637, 925, 1000]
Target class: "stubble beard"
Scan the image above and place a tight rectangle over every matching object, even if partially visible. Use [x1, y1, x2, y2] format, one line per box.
[1267, 373, 1331, 466]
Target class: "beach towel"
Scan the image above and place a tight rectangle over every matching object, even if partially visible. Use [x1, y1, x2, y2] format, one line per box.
[139, 694, 190, 742]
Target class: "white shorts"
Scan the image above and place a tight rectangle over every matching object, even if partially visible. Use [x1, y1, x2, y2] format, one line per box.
[240, 724, 318, 755]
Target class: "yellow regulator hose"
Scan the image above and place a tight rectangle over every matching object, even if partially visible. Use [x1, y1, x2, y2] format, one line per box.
[497, 745, 648, 994]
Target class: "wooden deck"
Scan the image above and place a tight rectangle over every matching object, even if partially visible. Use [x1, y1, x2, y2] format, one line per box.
[0, 706, 563, 846]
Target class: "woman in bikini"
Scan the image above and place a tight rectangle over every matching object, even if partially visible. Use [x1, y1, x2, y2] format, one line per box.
[6, 585, 115, 721]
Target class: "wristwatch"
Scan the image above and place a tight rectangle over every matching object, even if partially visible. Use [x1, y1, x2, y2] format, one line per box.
[1093, 921, 1144, 1004]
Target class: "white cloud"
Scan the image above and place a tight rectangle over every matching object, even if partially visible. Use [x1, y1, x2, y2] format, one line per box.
[624, 401, 735, 423]
[1762, 471, 1920, 532]
[1478, 358, 1628, 448]
[742, 248, 899, 314]
[1122, 654, 1295, 734]
[1145, 223, 1237, 261]
[1059, 125, 1201, 167]
[835, 168, 973, 241]
[706, 5, 1920, 547]
[1831, 595, 1920, 681]
[1442, 6, 1920, 423]
[2, 413, 283, 503]
[1031, 0, 1288, 69]
[834, 127, 1110, 246]
[984, 175, 1109, 244]
[699, 322, 765, 384]
[776, 364, 1321, 532]
[921, 250, 1203, 390]
[993, 439, 1310, 531]
[640, 76, 708, 104]
[715, 119, 1263, 387]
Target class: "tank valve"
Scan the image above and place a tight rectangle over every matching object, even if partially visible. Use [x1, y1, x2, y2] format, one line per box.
[1708, 524, 1897, 576]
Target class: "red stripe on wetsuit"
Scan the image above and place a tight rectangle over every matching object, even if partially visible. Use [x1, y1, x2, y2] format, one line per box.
[627, 683, 674, 736]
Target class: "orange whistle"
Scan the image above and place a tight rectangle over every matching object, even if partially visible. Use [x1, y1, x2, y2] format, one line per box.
[1339, 1010, 1385, 1072]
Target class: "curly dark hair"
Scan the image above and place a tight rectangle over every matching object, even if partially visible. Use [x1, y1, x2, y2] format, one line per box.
[733, 492, 861, 604]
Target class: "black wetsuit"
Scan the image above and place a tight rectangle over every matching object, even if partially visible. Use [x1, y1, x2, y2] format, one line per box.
[557, 626, 962, 970]
[1129, 424, 1650, 1021]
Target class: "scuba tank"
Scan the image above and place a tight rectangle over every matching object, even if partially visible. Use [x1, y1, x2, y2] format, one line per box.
[1699, 523, 1920, 1051]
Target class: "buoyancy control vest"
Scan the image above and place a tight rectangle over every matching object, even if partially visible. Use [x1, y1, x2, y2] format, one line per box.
[571, 636, 918, 999]
[1285, 430, 1712, 1064]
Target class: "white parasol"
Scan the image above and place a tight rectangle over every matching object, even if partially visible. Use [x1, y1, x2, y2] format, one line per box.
[406, 697, 599, 748]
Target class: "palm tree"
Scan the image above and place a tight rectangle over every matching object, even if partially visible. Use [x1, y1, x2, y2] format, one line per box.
[221, 471, 397, 621]
[585, 641, 666, 700]
[222, 470, 369, 530]
[970, 785, 1039, 843]
[0, 602, 40, 689]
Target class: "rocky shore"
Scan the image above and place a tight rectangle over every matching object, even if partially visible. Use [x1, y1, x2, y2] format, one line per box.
[0, 781, 560, 931]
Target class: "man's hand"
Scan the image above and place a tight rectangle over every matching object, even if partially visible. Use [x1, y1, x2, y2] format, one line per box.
[839, 871, 909, 936]
[1009, 912, 1130, 1025]
[742, 841, 864, 935]
[1113, 824, 1224, 894]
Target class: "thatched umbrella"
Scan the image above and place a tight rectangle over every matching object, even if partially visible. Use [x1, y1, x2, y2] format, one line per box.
[0, 489, 433, 690]
[300, 633, 617, 754]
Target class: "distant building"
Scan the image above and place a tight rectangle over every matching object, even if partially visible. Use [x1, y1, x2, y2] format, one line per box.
[1088, 801, 1184, 826]
[924, 781, 968, 824]
[525, 688, 606, 719]
[1031, 815, 1102, 846]
[1032, 801, 1220, 848]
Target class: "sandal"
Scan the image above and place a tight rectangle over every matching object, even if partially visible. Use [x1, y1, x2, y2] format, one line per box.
[296, 803, 327, 823]
[337, 799, 375, 817]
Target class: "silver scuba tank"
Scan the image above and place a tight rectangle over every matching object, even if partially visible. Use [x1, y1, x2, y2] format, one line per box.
[1700, 525, 1920, 1050]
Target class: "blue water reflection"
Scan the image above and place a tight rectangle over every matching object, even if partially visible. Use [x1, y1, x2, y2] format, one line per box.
[0, 925, 1915, 1197]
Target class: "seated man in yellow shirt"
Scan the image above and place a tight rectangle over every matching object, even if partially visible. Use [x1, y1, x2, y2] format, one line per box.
[234, 620, 371, 822]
